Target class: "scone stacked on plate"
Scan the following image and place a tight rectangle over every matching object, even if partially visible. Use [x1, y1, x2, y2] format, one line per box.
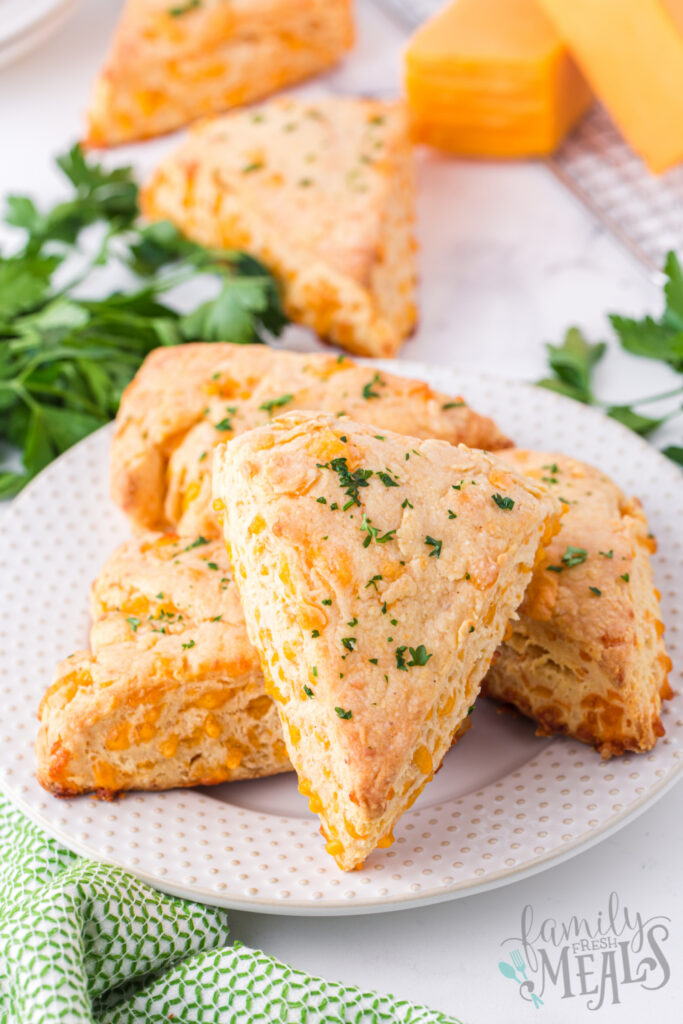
[140, 97, 418, 357]
[483, 450, 673, 757]
[212, 412, 563, 869]
[36, 344, 511, 801]
[35, 345, 672, 869]
[110, 343, 510, 537]
[36, 346, 671, 872]
[85, 0, 354, 146]
[36, 534, 289, 799]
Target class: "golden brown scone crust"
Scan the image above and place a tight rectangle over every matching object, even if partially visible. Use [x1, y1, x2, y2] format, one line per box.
[484, 450, 673, 758]
[110, 342, 512, 537]
[140, 96, 417, 356]
[85, 0, 354, 146]
[213, 411, 561, 869]
[36, 533, 289, 798]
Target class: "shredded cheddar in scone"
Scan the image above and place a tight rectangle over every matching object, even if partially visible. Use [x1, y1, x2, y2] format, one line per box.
[484, 450, 672, 758]
[140, 97, 418, 357]
[85, 0, 354, 146]
[109, 342, 512, 538]
[213, 411, 561, 869]
[35, 533, 289, 797]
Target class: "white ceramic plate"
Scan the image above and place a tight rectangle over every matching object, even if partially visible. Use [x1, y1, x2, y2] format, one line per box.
[0, 0, 81, 70]
[0, 362, 681, 915]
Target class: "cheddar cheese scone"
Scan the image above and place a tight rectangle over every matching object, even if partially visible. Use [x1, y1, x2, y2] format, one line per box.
[213, 412, 562, 869]
[36, 534, 289, 798]
[484, 451, 673, 758]
[85, 0, 354, 146]
[110, 342, 512, 538]
[140, 97, 417, 356]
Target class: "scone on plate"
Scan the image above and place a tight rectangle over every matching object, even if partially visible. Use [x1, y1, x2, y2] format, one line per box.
[213, 412, 562, 869]
[85, 0, 354, 146]
[110, 342, 512, 538]
[140, 97, 417, 357]
[36, 533, 289, 798]
[485, 451, 673, 757]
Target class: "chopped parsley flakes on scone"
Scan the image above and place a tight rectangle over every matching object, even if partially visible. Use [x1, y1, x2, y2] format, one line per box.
[36, 533, 288, 797]
[140, 97, 417, 357]
[213, 412, 561, 869]
[110, 342, 512, 538]
[485, 450, 673, 757]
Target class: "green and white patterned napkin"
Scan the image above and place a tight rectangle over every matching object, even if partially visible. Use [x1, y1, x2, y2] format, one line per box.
[0, 795, 464, 1024]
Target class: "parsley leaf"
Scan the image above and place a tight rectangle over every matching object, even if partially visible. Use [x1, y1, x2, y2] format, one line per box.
[407, 644, 432, 667]
[607, 405, 672, 437]
[561, 545, 588, 568]
[335, 706, 352, 720]
[538, 327, 606, 404]
[318, 457, 372, 509]
[362, 372, 384, 400]
[492, 493, 515, 510]
[184, 535, 209, 551]
[663, 445, 683, 466]
[168, 0, 201, 16]
[260, 393, 293, 414]
[425, 536, 442, 558]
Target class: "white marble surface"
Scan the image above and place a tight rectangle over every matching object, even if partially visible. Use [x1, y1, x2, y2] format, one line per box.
[0, 2, 681, 1021]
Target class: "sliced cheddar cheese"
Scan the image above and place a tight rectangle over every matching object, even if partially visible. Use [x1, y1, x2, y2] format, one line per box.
[536, 0, 683, 172]
[405, 0, 593, 158]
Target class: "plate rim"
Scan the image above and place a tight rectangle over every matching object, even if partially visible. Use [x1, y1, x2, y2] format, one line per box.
[1, 359, 681, 915]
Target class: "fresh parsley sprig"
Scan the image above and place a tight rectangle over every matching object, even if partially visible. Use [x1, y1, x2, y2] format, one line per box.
[0, 146, 288, 497]
[538, 252, 683, 466]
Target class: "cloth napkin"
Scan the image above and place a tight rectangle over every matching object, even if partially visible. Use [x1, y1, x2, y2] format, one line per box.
[0, 794, 464, 1024]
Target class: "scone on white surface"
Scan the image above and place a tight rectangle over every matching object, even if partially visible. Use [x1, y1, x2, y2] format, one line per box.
[140, 97, 418, 357]
[484, 450, 673, 757]
[213, 412, 562, 869]
[36, 533, 289, 797]
[110, 342, 512, 538]
[85, 0, 354, 146]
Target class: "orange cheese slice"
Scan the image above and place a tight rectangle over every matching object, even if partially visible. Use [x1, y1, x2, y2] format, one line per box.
[536, 0, 683, 172]
[405, 0, 592, 158]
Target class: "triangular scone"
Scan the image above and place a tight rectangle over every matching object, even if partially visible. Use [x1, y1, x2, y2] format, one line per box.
[85, 0, 354, 146]
[213, 412, 562, 869]
[484, 451, 673, 758]
[36, 533, 289, 798]
[140, 97, 417, 357]
[110, 342, 511, 537]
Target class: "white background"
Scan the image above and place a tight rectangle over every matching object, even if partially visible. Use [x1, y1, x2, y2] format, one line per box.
[0, 2, 681, 1021]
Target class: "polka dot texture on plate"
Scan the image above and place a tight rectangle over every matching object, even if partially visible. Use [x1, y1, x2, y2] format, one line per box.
[0, 362, 680, 914]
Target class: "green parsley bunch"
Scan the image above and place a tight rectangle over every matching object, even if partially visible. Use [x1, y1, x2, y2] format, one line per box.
[539, 251, 683, 466]
[0, 145, 288, 497]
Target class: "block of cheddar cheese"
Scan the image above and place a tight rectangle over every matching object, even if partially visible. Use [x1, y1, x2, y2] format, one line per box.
[536, 0, 683, 173]
[85, 0, 354, 146]
[405, 0, 593, 158]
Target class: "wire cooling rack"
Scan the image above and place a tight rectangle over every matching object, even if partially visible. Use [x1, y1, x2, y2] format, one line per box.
[373, 0, 683, 276]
